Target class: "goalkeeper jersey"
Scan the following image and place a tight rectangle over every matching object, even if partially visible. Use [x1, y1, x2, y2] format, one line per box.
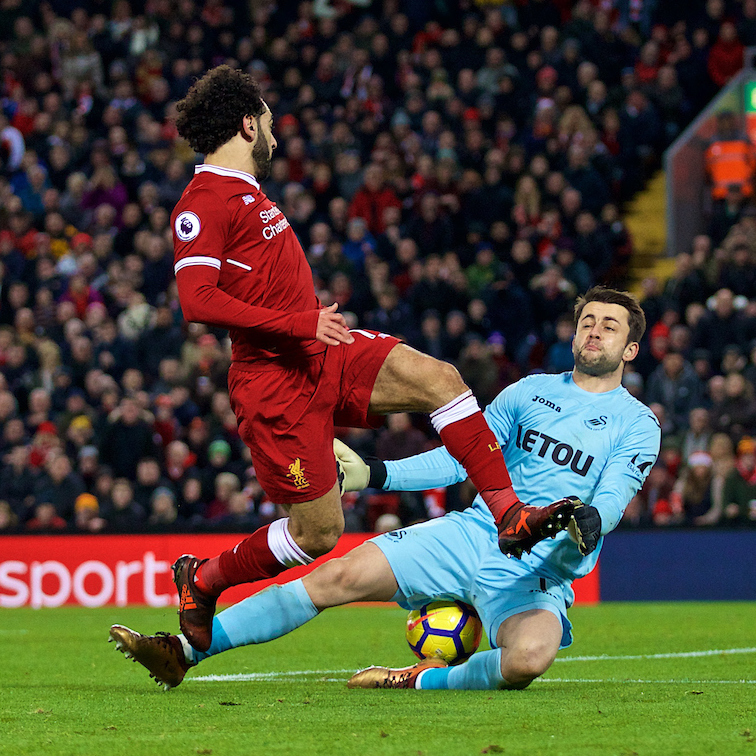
[383, 372, 661, 583]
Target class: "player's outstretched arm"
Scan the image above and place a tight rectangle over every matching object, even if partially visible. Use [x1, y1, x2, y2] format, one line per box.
[177, 264, 321, 338]
[334, 439, 466, 493]
[316, 303, 355, 346]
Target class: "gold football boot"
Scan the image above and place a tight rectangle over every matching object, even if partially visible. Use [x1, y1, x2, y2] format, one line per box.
[347, 658, 447, 689]
[108, 624, 191, 691]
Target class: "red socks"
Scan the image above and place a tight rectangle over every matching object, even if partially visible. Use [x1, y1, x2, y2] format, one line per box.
[432, 391, 522, 524]
[196, 525, 285, 595]
[196, 518, 314, 595]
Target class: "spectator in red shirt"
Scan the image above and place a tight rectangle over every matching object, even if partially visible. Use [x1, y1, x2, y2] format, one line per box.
[26, 501, 67, 531]
[348, 163, 401, 235]
[7, 211, 38, 257]
[29, 421, 61, 469]
[635, 40, 661, 84]
[708, 22, 744, 88]
[59, 272, 104, 320]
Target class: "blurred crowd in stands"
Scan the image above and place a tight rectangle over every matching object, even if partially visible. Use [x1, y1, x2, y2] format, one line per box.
[0, 0, 755, 535]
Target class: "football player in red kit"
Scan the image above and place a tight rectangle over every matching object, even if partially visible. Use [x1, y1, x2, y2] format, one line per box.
[169, 65, 577, 652]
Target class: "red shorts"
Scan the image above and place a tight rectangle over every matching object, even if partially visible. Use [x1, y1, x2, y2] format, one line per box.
[228, 329, 401, 504]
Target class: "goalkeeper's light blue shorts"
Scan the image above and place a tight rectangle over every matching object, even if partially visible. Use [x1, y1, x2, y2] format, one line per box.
[371, 507, 574, 649]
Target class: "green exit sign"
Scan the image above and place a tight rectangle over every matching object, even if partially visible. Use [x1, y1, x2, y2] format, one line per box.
[745, 81, 756, 113]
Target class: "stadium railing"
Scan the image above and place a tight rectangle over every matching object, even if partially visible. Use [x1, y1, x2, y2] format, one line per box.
[664, 47, 756, 257]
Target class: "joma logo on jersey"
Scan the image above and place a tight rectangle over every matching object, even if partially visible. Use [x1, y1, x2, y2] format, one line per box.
[531, 395, 561, 412]
[515, 425, 594, 476]
[287, 458, 309, 489]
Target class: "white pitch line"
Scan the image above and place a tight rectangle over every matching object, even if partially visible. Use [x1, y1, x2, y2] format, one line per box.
[191, 646, 756, 681]
[553, 647, 756, 663]
[191, 670, 356, 682]
[190, 646, 756, 684]
[540, 678, 756, 684]
[191, 674, 755, 685]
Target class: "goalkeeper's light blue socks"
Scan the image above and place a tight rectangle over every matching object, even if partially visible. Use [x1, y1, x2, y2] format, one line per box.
[178, 579, 508, 693]
[416, 648, 505, 690]
[184, 579, 318, 664]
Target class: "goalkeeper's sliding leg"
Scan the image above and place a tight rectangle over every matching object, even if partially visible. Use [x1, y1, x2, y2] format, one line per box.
[109, 542, 399, 690]
[110, 525, 565, 692]
[348, 609, 562, 690]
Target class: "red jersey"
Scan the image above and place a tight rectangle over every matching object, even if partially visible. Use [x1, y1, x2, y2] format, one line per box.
[171, 164, 322, 363]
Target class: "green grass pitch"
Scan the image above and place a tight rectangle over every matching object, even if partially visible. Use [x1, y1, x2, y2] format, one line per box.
[2, 602, 755, 756]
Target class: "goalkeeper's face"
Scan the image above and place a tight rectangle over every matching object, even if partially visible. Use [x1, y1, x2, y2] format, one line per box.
[572, 302, 637, 378]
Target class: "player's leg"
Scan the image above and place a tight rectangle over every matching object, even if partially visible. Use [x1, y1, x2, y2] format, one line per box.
[285, 485, 345, 558]
[415, 554, 570, 691]
[496, 609, 563, 688]
[176, 360, 347, 651]
[201, 484, 345, 594]
[174, 484, 343, 651]
[347, 523, 570, 691]
[109, 543, 398, 688]
[368, 343, 576, 553]
[189, 543, 397, 663]
[416, 609, 562, 690]
[370, 345, 518, 507]
[346, 510, 494, 690]
[352, 609, 563, 691]
[212, 541, 397, 657]
[302, 541, 399, 608]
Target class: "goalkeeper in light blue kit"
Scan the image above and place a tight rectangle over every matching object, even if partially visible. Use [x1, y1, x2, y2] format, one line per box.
[110, 287, 660, 691]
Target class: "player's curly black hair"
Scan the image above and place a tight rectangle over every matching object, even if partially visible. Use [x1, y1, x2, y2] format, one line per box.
[573, 286, 646, 344]
[175, 65, 265, 155]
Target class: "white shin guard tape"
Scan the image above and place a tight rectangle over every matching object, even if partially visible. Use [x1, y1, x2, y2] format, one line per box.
[178, 634, 196, 665]
[268, 517, 315, 568]
[429, 390, 480, 434]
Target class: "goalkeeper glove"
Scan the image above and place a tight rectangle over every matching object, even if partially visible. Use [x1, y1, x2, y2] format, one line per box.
[567, 504, 601, 556]
[333, 439, 387, 494]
